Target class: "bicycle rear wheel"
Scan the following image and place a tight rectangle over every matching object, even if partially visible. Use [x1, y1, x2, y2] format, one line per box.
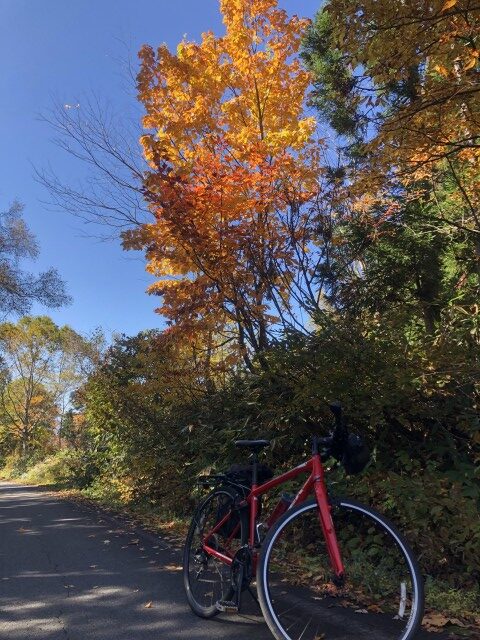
[183, 487, 248, 618]
[257, 497, 424, 640]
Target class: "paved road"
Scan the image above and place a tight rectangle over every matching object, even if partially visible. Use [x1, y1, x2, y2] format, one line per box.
[0, 482, 268, 640]
[0, 482, 456, 640]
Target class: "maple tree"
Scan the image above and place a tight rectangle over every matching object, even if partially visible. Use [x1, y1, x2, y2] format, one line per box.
[127, 0, 330, 365]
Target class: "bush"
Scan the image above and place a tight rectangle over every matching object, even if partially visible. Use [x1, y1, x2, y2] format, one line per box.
[0, 451, 46, 479]
[9, 450, 99, 488]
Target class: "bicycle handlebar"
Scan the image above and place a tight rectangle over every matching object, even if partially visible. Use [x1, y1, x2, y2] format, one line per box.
[312, 402, 349, 461]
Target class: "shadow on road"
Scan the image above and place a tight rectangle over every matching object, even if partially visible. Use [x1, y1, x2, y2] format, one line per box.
[0, 482, 267, 640]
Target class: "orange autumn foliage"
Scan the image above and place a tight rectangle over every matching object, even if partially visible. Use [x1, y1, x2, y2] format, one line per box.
[125, 0, 323, 360]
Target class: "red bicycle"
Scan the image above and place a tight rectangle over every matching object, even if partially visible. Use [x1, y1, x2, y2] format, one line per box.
[183, 404, 424, 640]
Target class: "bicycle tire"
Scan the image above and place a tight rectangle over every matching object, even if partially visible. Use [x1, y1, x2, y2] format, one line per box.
[183, 486, 248, 618]
[257, 497, 424, 640]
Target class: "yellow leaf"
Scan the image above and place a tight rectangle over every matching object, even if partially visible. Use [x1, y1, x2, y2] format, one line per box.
[440, 0, 457, 13]
[144, 601, 153, 608]
[464, 57, 477, 71]
[434, 64, 449, 77]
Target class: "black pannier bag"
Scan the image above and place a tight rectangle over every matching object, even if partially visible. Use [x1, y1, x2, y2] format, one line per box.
[342, 433, 370, 475]
[216, 463, 273, 539]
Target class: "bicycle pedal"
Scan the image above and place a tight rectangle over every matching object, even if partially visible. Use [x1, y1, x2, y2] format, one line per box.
[216, 600, 239, 614]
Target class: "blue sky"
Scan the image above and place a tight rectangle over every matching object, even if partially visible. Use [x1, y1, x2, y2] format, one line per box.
[0, 0, 320, 340]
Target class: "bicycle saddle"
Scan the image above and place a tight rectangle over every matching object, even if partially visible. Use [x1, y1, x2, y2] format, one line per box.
[234, 439, 270, 451]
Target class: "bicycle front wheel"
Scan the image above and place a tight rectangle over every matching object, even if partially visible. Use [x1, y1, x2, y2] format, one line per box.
[257, 497, 424, 640]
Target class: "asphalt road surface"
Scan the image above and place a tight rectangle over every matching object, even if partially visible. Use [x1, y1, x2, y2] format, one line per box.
[0, 481, 452, 640]
[0, 481, 268, 640]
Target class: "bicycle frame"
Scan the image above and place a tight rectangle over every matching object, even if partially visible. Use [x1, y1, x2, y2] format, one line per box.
[201, 452, 345, 578]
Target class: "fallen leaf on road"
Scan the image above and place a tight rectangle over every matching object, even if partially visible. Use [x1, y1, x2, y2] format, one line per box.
[368, 604, 384, 613]
[447, 618, 468, 628]
[423, 613, 451, 631]
[355, 609, 368, 614]
[144, 601, 153, 608]
[89, 565, 97, 569]
[103, 540, 110, 544]
[128, 539, 139, 545]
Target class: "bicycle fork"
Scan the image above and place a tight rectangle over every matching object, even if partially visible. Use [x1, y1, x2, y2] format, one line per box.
[312, 451, 345, 583]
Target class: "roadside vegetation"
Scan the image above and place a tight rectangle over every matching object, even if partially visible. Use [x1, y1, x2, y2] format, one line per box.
[1, 0, 479, 634]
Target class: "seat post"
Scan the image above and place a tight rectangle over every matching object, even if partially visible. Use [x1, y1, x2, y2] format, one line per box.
[251, 450, 259, 486]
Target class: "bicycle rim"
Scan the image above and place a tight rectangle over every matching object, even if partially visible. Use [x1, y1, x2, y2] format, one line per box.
[258, 498, 424, 640]
[183, 488, 246, 617]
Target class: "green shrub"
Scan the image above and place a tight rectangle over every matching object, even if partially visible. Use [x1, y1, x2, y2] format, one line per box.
[0, 451, 45, 479]
[15, 450, 99, 488]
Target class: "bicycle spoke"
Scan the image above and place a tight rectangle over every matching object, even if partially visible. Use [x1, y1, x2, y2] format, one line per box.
[184, 488, 246, 617]
[259, 500, 422, 640]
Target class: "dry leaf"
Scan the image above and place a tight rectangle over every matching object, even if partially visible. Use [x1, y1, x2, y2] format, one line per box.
[447, 618, 468, 628]
[434, 64, 449, 77]
[144, 601, 153, 609]
[441, 0, 457, 12]
[423, 613, 450, 630]
[464, 57, 477, 71]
